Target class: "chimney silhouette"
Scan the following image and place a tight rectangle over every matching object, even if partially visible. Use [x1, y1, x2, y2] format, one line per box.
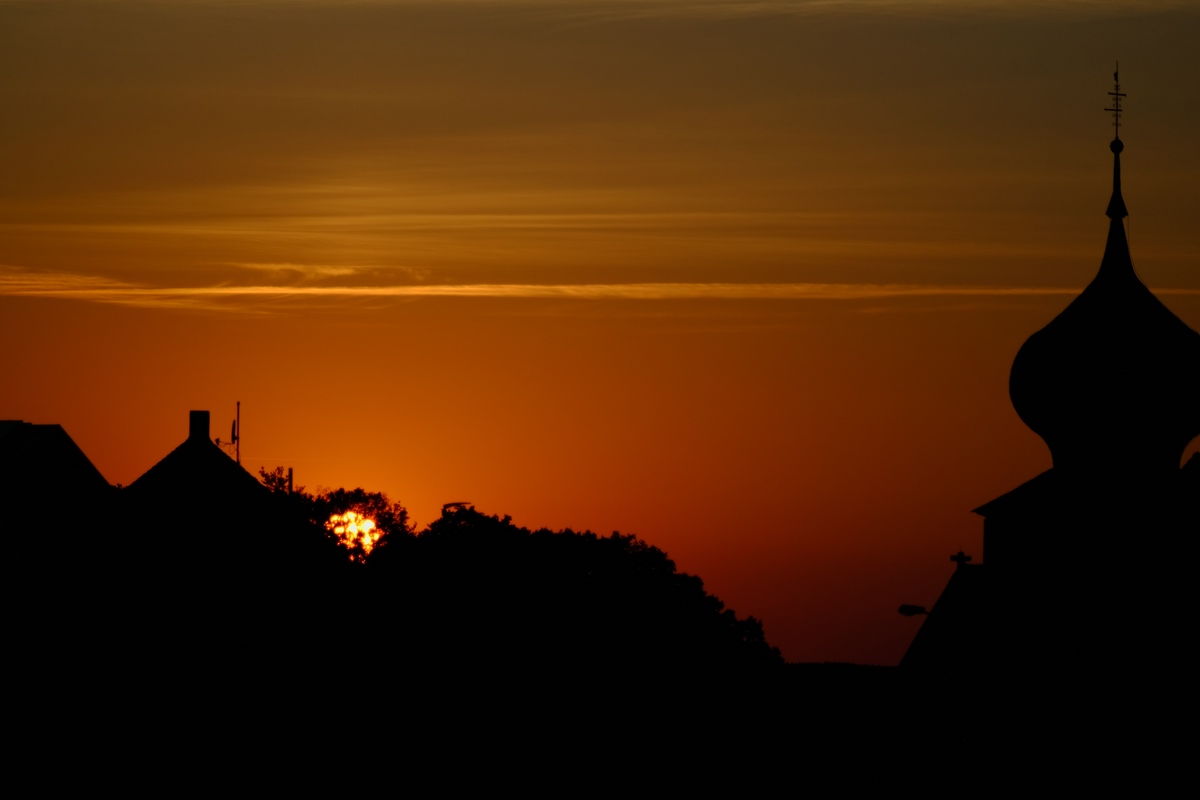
[189, 410, 210, 443]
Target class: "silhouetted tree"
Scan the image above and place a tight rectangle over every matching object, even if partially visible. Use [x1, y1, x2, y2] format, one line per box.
[259, 466, 412, 561]
[363, 503, 783, 676]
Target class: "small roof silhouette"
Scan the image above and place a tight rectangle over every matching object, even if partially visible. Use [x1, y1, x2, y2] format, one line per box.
[899, 560, 987, 673]
[971, 469, 1056, 519]
[125, 410, 265, 505]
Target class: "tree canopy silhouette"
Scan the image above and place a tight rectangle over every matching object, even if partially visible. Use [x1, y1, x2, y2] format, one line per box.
[259, 466, 411, 561]
[361, 503, 783, 674]
[254, 471, 782, 673]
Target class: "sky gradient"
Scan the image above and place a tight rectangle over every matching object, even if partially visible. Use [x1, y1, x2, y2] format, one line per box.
[3, 0, 1198, 664]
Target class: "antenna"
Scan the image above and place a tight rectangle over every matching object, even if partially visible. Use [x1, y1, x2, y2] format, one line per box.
[215, 401, 242, 463]
[1105, 61, 1126, 139]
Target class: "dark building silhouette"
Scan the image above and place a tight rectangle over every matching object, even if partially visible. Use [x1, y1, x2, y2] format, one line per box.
[6, 408, 776, 682]
[124, 410, 267, 508]
[0, 419, 112, 513]
[902, 90, 1200, 682]
[120, 409, 343, 584]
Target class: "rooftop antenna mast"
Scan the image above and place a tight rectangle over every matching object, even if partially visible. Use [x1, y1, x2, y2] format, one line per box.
[215, 401, 241, 463]
[1105, 62, 1125, 139]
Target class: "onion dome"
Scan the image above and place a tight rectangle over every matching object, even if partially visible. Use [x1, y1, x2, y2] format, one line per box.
[1009, 135, 1200, 477]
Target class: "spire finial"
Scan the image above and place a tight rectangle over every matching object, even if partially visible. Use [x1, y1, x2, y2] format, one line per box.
[1105, 64, 1128, 219]
[1105, 62, 1126, 140]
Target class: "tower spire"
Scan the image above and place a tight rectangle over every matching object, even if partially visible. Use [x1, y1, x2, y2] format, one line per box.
[1105, 62, 1125, 139]
[1009, 64, 1200, 479]
[1105, 64, 1128, 220]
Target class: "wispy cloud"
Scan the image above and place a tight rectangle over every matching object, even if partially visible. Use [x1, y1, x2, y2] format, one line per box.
[6, 265, 1196, 313]
[230, 262, 363, 278]
[229, 262, 435, 283]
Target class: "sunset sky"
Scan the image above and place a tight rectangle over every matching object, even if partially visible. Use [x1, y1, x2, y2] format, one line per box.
[3, 0, 1198, 664]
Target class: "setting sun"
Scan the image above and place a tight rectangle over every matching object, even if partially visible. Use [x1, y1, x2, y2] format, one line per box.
[326, 511, 381, 558]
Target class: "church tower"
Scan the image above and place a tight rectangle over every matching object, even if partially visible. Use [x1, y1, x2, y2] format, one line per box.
[902, 71, 1200, 681]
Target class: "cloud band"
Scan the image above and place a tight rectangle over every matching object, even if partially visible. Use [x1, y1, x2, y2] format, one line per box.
[4, 266, 1198, 312]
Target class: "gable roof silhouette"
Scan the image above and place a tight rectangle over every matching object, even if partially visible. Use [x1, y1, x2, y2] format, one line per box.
[0, 420, 111, 509]
[125, 411, 266, 508]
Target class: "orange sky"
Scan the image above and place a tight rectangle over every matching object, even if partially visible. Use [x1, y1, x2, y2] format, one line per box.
[2, 1, 1198, 664]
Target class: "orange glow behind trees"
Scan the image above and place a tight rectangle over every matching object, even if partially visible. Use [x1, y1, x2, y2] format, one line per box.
[259, 466, 410, 562]
[326, 511, 380, 560]
[2, 1, 1198, 663]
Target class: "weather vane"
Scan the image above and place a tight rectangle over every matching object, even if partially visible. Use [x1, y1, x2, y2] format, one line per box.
[1105, 62, 1126, 139]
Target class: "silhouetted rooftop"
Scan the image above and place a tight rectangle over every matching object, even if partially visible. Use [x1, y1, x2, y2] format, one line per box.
[125, 411, 265, 506]
[0, 420, 111, 508]
[900, 562, 987, 673]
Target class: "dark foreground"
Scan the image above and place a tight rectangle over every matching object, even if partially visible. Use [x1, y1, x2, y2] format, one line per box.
[3, 453, 1186, 786]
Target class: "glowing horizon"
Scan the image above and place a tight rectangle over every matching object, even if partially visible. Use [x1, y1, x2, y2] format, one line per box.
[3, 0, 1197, 664]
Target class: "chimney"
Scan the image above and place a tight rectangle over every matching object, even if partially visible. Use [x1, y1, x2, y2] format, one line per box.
[189, 410, 210, 443]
